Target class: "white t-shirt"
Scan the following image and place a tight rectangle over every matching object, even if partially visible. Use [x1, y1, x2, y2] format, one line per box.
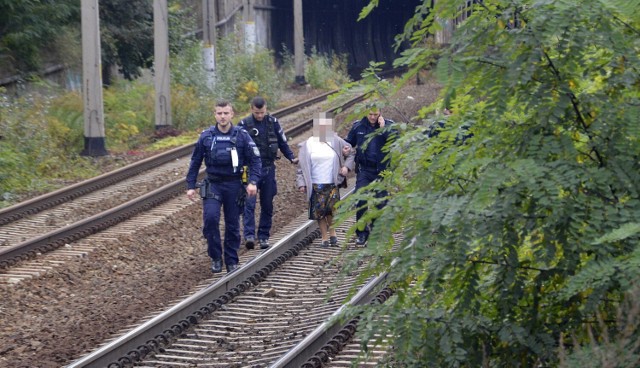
[308, 139, 335, 184]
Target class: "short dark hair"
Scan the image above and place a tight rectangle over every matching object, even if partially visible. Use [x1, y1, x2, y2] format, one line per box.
[365, 102, 380, 111]
[251, 96, 266, 109]
[216, 100, 233, 110]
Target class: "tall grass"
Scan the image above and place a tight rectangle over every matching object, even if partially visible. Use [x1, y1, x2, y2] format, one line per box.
[305, 47, 350, 89]
[0, 33, 352, 209]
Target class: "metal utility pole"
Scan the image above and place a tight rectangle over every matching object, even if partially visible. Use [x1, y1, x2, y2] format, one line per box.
[153, 0, 172, 129]
[202, 0, 216, 89]
[293, 0, 306, 85]
[80, 0, 108, 156]
[243, 0, 256, 53]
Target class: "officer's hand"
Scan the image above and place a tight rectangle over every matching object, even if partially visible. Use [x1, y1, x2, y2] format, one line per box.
[246, 183, 258, 197]
[339, 166, 349, 177]
[342, 146, 351, 156]
[291, 157, 299, 164]
[299, 186, 306, 193]
[378, 116, 385, 128]
[187, 189, 196, 201]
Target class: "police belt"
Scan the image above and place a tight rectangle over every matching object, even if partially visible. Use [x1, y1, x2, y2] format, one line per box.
[207, 174, 242, 182]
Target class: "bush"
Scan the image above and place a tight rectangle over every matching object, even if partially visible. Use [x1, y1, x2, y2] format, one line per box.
[102, 80, 154, 150]
[0, 90, 101, 206]
[215, 33, 282, 108]
[305, 47, 351, 89]
[0, 22, 352, 208]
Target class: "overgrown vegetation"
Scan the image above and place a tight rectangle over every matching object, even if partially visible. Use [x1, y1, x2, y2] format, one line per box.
[0, 90, 103, 202]
[305, 47, 351, 90]
[334, 0, 640, 367]
[0, 14, 351, 208]
[0, 0, 79, 75]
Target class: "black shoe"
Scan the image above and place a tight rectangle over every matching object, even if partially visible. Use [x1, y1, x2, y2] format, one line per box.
[259, 239, 270, 249]
[245, 237, 255, 250]
[321, 240, 330, 248]
[355, 235, 367, 247]
[226, 263, 238, 273]
[211, 259, 223, 273]
[329, 236, 338, 247]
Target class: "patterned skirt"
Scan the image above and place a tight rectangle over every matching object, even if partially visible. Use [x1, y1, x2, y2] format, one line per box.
[308, 184, 340, 220]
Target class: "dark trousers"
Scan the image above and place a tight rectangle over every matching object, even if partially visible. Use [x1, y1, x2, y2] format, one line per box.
[243, 165, 277, 240]
[354, 168, 387, 239]
[203, 180, 242, 266]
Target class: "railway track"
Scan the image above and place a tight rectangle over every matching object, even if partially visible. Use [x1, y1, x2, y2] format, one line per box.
[64, 187, 398, 368]
[0, 89, 367, 280]
[0, 90, 334, 230]
[1, 71, 406, 366]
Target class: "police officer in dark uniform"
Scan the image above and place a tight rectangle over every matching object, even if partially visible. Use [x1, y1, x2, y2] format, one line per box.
[344, 104, 395, 246]
[238, 96, 298, 250]
[186, 100, 262, 273]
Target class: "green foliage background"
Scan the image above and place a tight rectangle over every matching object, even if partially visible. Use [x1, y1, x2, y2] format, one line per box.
[0, 27, 350, 208]
[336, 0, 640, 366]
[0, 0, 79, 74]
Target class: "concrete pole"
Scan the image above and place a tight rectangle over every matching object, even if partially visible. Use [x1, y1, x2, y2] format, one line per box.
[243, 0, 256, 53]
[80, 0, 108, 156]
[202, 0, 216, 89]
[293, 0, 305, 85]
[154, 0, 172, 129]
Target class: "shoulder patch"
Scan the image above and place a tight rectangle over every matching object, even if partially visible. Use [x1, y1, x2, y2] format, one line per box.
[253, 146, 261, 157]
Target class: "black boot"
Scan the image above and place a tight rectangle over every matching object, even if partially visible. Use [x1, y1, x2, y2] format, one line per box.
[211, 259, 223, 273]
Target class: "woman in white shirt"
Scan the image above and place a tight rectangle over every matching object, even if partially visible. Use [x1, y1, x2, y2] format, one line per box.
[296, 115, 355, 247]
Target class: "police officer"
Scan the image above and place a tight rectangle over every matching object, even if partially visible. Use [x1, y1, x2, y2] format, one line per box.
[186, 100, 262, 273]
[238, 96, 298, 250]
[344, 104, 395, 246]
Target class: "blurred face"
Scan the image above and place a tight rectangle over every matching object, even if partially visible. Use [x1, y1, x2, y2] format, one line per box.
[215, 104, 234, 128]
[313, 113, 334, 142]
[251, 105, 267, 122]
[367, 109, 381, 125]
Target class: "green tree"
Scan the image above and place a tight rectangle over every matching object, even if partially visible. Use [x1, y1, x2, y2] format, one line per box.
[100, 0, 197, 84]
[0, 0, 79, 74]
[99, 0, 154, 84]
[337, 0, 640, 366]
[0, 0, 178, 84]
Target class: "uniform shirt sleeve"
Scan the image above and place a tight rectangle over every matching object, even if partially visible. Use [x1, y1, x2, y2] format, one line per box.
[185, 137, 205, 189]
[345, 120, 359, 147]
[241, 130, 262, 183]
[273, 117, 296, 161]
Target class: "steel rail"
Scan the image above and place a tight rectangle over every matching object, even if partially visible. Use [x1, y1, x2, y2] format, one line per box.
[0, 91, 335, 227]
[270, 260, 399, 368]
[0, 90, 365, 269]
[61, 71, 403, 366]
[67, 191, 397, 368]
[1, 65, 402, 227]
[0, 174, 189, 267]
[0, 145, 189, 226]
[65, 217, 321, 368]
[66, 185, 373, 368]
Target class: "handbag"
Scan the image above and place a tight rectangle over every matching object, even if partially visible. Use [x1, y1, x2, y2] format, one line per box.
[326, 142, 348, 188]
